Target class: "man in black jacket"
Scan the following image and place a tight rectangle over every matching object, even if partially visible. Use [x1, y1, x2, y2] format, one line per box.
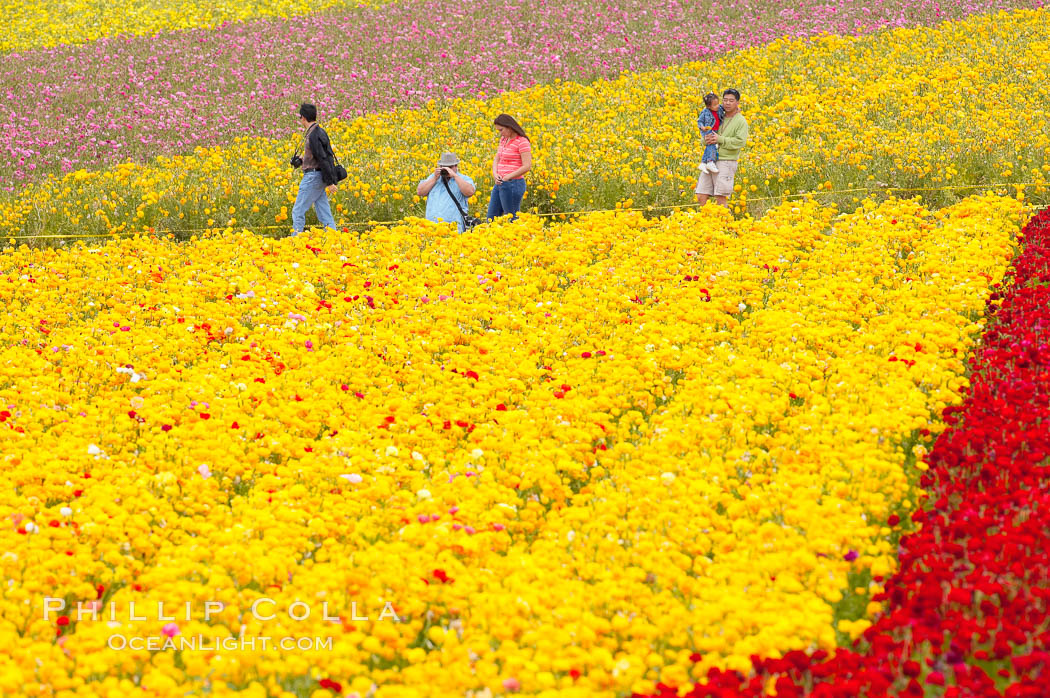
[290, 103, 339, 235]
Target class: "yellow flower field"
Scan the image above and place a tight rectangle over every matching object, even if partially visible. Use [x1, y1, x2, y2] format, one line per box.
[3, 9, 1047, 241]
[0, 194, 1021, 697]
[0, 0, 392, 53]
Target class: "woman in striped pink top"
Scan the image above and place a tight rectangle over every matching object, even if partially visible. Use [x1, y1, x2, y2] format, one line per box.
[487, 113, 532, 221]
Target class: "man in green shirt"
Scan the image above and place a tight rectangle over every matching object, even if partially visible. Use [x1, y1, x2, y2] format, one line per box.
[695, 88, 749, 208]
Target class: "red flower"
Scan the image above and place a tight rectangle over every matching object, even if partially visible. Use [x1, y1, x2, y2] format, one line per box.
[318, 678, 342, 692]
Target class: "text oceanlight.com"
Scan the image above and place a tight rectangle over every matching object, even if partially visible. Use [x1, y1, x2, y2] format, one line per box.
[107, 635, 334, 652]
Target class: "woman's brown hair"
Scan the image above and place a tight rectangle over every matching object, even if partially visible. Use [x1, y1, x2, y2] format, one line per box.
[493, 113, 529, 140]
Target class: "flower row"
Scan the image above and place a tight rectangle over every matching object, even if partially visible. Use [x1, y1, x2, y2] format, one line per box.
[635, 206, 1050, 697]
[0, 194, 1022, 696]
[4, 0, 1035, 186]
[4, 9, 1049, 238]
[0, 0, 392, 54]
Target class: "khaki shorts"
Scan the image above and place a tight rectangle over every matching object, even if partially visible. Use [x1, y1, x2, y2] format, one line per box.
[695, 159, 739, 197]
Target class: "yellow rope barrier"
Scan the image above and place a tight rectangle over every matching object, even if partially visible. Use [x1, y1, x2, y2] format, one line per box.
[5, 181, 1046, 242]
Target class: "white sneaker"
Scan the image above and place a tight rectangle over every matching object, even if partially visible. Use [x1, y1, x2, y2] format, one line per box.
[707, 162, 720, 174]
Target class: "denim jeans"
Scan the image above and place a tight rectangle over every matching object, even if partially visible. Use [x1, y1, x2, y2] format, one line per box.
[702, 142, 719, 164]
[291, 171, 336, 235]
[486, 178, 526, 221]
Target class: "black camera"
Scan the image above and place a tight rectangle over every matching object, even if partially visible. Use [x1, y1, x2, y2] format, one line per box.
[290, 154, 303, 169]
[439, 168, 451, 179]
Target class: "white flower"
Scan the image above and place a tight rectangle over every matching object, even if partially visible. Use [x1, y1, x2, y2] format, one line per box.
[197, 465, 211, 479]
[738, 302, 747, 312]
[340, 473, 364, 484]
[385, 446, 399, 457]
[417, 489, 432, 499]
[87, 444, 102, 455]
[59, 507, 73, 517]
[471, 448, 484, 459]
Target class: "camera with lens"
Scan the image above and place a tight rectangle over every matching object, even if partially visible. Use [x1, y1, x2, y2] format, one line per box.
[290, 154, 303, 169]
[439, 167, 451, 180]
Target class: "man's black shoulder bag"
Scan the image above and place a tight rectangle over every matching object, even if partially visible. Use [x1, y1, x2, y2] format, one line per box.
[441, 177, 482, 232]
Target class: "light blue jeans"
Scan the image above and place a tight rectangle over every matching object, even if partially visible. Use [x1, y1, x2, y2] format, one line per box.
[291, 171, 336, 235]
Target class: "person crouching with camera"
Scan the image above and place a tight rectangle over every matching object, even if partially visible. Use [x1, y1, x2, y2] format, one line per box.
[289, 103, 338, 236]
[416, 152, 477, 233]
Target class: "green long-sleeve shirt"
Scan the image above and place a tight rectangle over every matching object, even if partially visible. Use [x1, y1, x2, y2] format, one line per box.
[715, 112, 749, 161]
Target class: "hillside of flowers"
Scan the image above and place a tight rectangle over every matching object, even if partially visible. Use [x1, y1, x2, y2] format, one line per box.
[4, 7, 1049, 238]
[3, 0, 1039, 187]
[3, 0, 1049, 696]
[0, 195, 1025, 697]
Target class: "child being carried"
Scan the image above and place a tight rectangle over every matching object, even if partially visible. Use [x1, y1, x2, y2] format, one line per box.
[697, 93, 726, 174]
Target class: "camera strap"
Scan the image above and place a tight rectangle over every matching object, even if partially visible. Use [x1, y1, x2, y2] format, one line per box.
[294, 123, 317, 158]
[441, 176, 472, 228]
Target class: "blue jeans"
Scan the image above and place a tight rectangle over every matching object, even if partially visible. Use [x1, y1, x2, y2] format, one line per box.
[702, 142, 719, 164]
[486, 178, 526, 221]
[291, 171, 336, 235]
